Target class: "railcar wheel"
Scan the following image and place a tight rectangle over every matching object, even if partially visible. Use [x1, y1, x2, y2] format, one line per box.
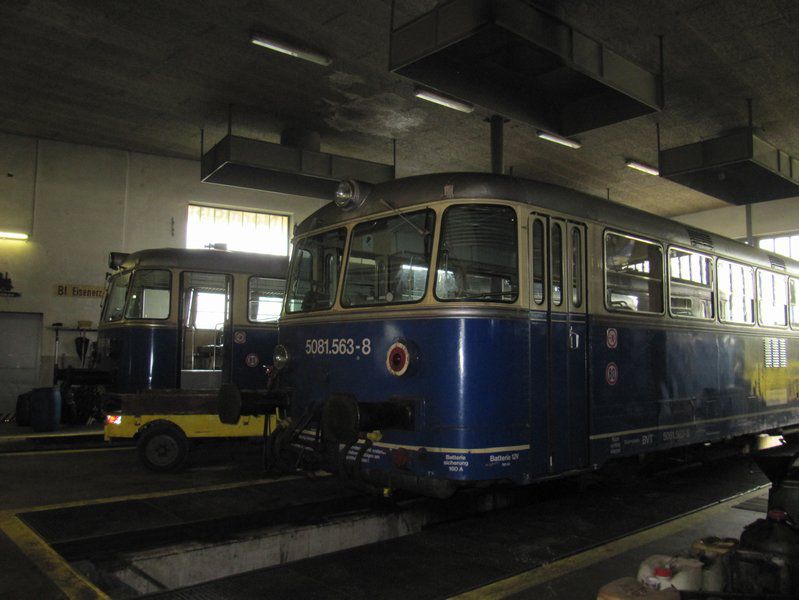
[138, 424, 190, 472]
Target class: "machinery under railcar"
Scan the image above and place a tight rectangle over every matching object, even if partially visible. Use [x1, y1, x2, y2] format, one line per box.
[260, 173, 799, 497]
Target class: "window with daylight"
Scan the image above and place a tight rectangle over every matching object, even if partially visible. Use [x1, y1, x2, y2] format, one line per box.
[668, 248, 714, 320]
[717, 259, 755, 324]
[248, 276, 285, 322]
[758, 234, 799, 261]
[186, 205, 289, 255]
[757, 270, 788, 327]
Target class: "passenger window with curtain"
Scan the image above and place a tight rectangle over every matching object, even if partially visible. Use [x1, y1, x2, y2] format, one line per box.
[790, 279, 799, 328]
[435, 204, 518, 303]
[248, 277, 286, 322]
[668, 249, 713, 320]
[286, 228, 346, 313]
[103, 272, 131, 322]
[717, 260, 755, 324]
[758, 271, 788, 327]
[341, 210, 435, 307]
[604, 232, 663, 313]
[124, 270, 171, 320]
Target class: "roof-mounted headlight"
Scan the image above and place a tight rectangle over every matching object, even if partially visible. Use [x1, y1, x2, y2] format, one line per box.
[273, 344, 291, 371]
[335, 179, 372, 211]
[108, 252, 129, 270]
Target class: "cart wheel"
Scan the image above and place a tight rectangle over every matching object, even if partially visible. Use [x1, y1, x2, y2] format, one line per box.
[137, 424, 190, 472]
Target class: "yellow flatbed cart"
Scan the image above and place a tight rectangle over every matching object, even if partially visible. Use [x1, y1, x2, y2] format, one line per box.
[104, 390, 278, 471]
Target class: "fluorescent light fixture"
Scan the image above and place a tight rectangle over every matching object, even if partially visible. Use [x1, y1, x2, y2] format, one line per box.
[0, 231, 29, 240]
[625, 159, 660, 176]
[249, 32, 332, 66]
[536, 131, 581, 149]
[414, 88, 474, 113]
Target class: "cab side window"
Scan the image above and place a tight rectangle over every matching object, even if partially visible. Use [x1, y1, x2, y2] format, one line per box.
[124, 270, 171, 320]
[249, 276, 285, 322]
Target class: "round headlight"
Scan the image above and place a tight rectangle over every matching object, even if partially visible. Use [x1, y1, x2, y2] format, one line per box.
[335, 180, 355, 208]
[273, 344, 290, 370]
[334, 179, 372, 211]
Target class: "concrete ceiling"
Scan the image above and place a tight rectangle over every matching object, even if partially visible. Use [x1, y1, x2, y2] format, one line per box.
[2, 0, 799, 217]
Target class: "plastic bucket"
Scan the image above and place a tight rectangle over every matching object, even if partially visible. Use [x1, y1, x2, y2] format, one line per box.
[30, 387, 61, 432]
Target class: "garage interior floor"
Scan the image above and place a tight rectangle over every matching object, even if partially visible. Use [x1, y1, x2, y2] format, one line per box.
[0, 426, 780, 600]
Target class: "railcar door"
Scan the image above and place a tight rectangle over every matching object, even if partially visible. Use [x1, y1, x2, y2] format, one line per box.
[178, 272, 233, 390]
[529, 215, 588, 474]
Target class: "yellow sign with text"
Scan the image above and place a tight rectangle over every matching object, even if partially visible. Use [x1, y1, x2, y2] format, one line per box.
[54, 284, 106, 298]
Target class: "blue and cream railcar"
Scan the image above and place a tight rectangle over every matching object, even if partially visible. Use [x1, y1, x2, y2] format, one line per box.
[269, 173, 799, 497]
[100, 248, 287, 470]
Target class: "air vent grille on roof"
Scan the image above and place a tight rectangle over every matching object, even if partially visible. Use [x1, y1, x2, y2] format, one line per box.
[686, 227, 714, 250]
[768, 255, 786, 271]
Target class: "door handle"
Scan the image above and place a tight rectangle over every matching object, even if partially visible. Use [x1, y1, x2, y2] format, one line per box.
[569, 327, 580, 350]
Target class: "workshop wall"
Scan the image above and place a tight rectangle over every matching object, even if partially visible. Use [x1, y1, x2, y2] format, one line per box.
[0, 131, 326, 392]
[675, 196, 799, 241]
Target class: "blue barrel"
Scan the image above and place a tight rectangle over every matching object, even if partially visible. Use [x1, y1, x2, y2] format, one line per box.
[30, 387, 61, 432]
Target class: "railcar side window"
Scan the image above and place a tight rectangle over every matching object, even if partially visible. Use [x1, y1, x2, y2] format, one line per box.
[435, 204, 518, 303]
[604, 232, 663, 313]
[341, 210, 435, 307]
[531, 219, 545, 305]
[551, 224, 563, 306]
[248, 277, 285, 322]
[717, 259, 755, 324]
[103, 272, 131, 322]
[668, 249, 713, 320]
[124, 270, 171, 320]
[791, 279, 799, 328]
[757, 270, 788, 327]
[286, 228, 346, 313]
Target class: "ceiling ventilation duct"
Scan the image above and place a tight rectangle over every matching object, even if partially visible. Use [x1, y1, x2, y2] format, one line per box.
[659, 128, 799, 205]
[201, 132, 395, 200]
[390, 0, 662, 136]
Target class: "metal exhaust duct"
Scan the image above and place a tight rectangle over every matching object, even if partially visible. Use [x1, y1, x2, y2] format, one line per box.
[390, 0, 662, 136]
[201, 134, 395, 200]
[659, 128, 799, 205]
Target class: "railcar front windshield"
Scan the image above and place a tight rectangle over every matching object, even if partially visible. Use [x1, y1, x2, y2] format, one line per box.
[102, 271, 131, 322]
[285, 228, 347, 313]
[341, 209, 435, 307]
[435, 204, 519, 302]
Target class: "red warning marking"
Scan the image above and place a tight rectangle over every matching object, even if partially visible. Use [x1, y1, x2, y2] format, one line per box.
[606, 328, 618, 349]
[234, 330, 246, 344]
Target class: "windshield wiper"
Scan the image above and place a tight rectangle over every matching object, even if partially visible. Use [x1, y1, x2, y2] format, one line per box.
[379, 198, 428, 236]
